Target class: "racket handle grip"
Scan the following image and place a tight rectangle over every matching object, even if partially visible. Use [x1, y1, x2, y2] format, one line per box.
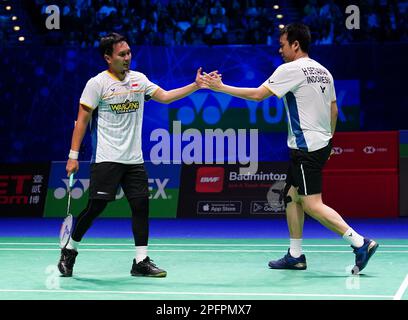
[69, 173, 74, 188]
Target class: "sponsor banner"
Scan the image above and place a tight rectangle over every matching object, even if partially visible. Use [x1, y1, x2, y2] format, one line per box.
[168, 80, 360, 133]
[400, 157, 408, 216]
[43, 161, 180, 218]
[323, 169, 398, 218]
[177, 162, 287, 217]
[325, 131, 399, 170]
[0, 163, 50, 217]
[400, 130, 408, 158]
[323, 131, 399, 218]
[400, 131, 408, 216]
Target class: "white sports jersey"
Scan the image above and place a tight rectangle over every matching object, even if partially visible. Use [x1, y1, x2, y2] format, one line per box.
[262, 57, 336, 152]
[80, 70, 159, 164]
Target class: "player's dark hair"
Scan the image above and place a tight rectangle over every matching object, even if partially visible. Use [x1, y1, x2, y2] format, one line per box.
[99, 33, 128, 57]
[280, 23, 311, 53]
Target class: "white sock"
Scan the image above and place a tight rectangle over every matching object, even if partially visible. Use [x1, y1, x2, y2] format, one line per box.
[342, 227, 364, 248]
[66, 237, 79, 251]
[289, 238, 303, 258]
[136, 246, 147, 263]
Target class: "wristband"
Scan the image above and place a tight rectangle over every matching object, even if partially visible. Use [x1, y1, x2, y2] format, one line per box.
[68, 149, 79, 160]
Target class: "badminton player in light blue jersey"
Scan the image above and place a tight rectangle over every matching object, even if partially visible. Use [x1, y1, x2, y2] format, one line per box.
[58, 33, 210, 277]
[203, 23, 378, 274]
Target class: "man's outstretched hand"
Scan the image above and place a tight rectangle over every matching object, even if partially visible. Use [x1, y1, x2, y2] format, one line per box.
[203, 70, 223, 91]
[195, 67, 221, 89]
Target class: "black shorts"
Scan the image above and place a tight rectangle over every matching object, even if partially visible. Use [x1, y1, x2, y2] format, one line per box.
[89, 162, 149, 201]
[286, 141, 332, 196]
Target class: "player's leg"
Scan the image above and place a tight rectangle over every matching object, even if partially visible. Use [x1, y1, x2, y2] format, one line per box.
[286, 186, 304, 240]
[301, 194, 378, 274]
[300, 193, 348, 236]
[299, 142, 378, 274]
[268, 185, 307, 270]
[58, 163, 122, 277]
[122, 164, 166, 277]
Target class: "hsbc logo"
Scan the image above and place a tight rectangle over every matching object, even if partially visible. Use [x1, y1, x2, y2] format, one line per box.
[196, 167, 224, 193]
[363, 146, 376, 154]
[363, 146, 387, 154]
[331, 146, 355, 155]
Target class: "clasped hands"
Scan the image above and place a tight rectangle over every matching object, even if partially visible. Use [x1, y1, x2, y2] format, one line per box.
[194, 67, 223, 91]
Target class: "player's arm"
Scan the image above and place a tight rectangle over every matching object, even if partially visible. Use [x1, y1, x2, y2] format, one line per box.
[66, 104, 93, 176]
[203, 72, 273, 101]
[330, 100, 338, 135]
[152, 67, 208, 104]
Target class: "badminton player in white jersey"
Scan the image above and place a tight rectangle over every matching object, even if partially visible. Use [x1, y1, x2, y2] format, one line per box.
[203, 23, 378, 274]
[58, 33, 211, 277]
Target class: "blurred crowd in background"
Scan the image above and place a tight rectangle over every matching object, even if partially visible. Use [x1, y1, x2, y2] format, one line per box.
[0, 0, 407, 47]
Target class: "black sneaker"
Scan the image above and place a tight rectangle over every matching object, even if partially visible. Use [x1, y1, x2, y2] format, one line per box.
[58, 248, 78, 277]
[130, 257, 167, 277]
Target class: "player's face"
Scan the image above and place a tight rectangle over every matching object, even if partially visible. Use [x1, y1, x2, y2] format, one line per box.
[279, 33, 296, 63]
[108, 41, 132, 74]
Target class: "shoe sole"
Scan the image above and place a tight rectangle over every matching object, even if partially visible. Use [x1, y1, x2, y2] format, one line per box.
[268, 263, 307, 270]
[351, 242, 379, 275]
[131, 271, 167, 278]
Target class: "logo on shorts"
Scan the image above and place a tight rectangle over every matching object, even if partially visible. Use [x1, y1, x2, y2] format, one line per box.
[195, 167, 224, 193]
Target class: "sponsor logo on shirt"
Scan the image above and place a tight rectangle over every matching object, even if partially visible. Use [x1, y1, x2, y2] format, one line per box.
[109, 99, 140, 114]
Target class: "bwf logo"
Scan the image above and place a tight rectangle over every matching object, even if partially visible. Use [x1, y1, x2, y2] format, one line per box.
[195, 167, 225, 193]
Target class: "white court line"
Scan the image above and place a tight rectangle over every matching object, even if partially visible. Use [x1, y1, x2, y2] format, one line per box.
[0, 288, 393, 299]
[394, 274, 408, 300]
[1, 242, 408, 248]
[0, 248, 407, 253]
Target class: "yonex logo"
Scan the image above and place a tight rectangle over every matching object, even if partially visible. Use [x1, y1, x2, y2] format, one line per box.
[320, 86, 326, 93]
[54, 177, 170, 200]
[54, 179, 124, 200]
[332, 147, 343, 155]
[54, 178, 90, 200]
[148, 178, 170, 199]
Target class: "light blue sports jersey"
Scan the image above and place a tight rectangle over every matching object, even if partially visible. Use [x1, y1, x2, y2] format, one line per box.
[80, 70, 159, 164]
[263, 57, 336, 152]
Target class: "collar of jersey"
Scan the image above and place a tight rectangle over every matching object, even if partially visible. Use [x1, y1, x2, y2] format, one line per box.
[106, 70, 129, 82]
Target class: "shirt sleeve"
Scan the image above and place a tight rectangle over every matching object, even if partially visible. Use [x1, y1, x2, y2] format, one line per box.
[79, 77, 102, 110]
[330, 78, 337, 102]
[143, 75, 160, 102]
[262, 64, 303, 98]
